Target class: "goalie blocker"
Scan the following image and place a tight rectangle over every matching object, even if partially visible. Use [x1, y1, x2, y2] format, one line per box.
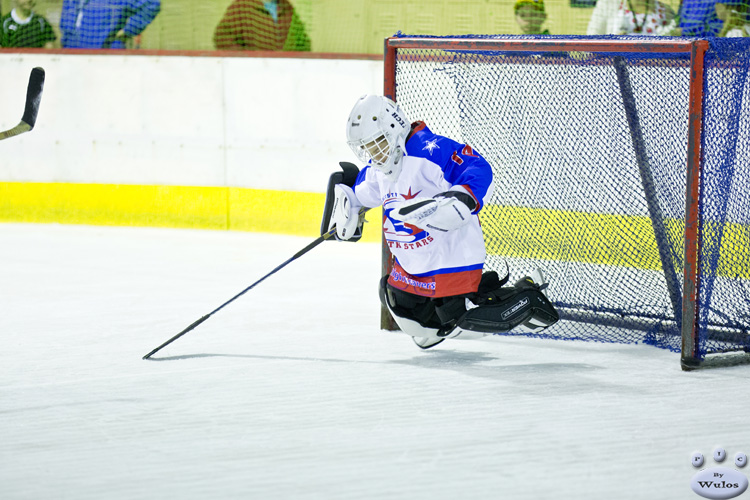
[381, 269, 560, 348]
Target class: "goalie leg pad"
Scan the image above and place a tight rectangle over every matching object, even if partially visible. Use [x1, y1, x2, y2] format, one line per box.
[379, 276, 442, 330]
[433, 295, 469, 325]
[382, 291, 443, 341]
[456, 288, 559, 334]
[380, 276, 451, 348]
[380, 276, 489, 345]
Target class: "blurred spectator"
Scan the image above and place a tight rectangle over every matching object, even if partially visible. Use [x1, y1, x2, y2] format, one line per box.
[0, 0, 56, 48]
[587, 0, 675, 35]
[666, 0, 722, 36]
[515, 0, 550, 34]
[60, 0, 161, 49]
[716, 0, 750, 35]
[213, 0, 311, 51]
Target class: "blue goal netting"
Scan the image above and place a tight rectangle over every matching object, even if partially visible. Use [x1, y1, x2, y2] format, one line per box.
[388, 35, 750, 365]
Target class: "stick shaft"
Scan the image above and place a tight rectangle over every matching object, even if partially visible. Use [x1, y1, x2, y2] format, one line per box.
[142, 228, 335, 359]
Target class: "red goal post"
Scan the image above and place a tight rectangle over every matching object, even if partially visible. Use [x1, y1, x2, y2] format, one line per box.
[381, 35, 750, 370]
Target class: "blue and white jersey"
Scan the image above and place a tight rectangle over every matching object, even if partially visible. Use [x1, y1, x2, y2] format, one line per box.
[352, 122, 494, 297]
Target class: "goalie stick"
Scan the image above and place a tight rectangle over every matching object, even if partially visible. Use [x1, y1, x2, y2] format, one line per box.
[143, 203, 369, 360]
[0, 67, 45, 141]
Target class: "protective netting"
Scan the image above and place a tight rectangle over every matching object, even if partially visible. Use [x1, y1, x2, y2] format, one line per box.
[3, 0, 733, 53]
[392, 35, 750, 358]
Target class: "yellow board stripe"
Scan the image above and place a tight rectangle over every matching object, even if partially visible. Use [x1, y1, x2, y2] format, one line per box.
[480, 205, 750, 279]
[0, 181, 382, 243]
[1, 182, 230, 229]
[1, 182, 747, 277]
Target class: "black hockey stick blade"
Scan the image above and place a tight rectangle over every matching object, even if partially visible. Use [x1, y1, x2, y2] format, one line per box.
[0, 67, 45, 141]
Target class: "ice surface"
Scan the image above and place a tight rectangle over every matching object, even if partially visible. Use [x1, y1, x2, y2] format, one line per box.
[1, 223, 749, 500]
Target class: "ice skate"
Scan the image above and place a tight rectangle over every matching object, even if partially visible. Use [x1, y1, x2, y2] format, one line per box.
[516, 268, 549, 298]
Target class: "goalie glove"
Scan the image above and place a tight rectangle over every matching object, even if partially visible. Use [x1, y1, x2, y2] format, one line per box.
[328, 184, 364, 241]
[394, 191, 476, 233]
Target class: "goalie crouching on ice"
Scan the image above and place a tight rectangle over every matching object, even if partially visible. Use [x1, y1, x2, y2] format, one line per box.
[323, 95, 559, 349]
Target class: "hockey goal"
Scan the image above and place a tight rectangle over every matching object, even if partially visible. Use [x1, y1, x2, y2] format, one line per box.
[382, 35, 750, 370]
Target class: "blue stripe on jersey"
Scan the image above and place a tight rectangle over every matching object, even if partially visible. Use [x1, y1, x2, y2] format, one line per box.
[353, 165, 371, 189]
[394, 259, 484, 277]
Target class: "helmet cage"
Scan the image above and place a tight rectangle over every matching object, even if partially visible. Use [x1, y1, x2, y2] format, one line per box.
[349, 132, 393, 168]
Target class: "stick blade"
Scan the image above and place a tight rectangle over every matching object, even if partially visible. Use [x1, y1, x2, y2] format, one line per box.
[21, 67, 45, 129]
[0, 122, 31, 141]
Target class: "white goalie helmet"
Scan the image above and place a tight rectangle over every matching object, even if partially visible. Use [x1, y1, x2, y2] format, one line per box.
[346, 95, 410, 181]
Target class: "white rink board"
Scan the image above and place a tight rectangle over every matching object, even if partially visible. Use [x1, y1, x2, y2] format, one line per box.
[0, 53, 382, 192]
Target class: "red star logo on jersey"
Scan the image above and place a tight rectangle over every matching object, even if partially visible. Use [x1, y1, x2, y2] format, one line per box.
[402, 187, 422, 200]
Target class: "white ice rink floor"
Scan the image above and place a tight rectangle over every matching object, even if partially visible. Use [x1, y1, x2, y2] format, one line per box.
[2, 223, 749, 500]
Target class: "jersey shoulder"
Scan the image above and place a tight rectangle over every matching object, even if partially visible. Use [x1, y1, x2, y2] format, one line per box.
[404, 121, 461, 166]
[407, 121, 487, 166]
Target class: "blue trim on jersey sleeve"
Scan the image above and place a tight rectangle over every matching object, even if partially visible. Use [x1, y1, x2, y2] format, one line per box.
[353, 165, 370, 189]
[405, 124, 493, 211]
